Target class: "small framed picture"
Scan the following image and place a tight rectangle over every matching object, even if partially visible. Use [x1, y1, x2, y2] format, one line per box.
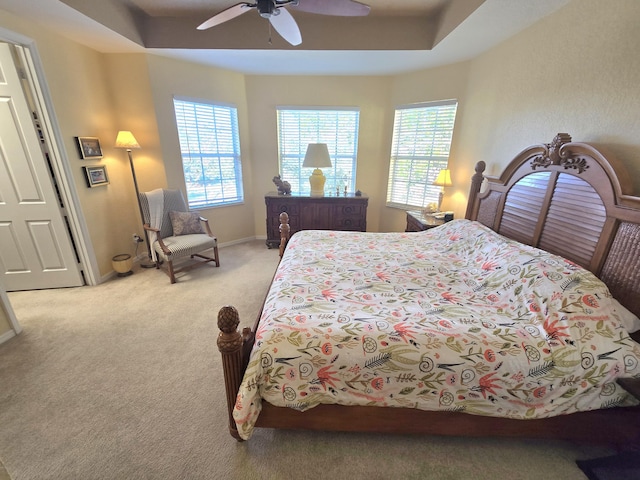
[76, 136, 103, 159]
[83, 165, 109, 188]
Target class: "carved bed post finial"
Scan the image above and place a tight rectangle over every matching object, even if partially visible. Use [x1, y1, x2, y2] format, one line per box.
[217, 305, 245, 441]
[465, 161, 486, 220]
[279, 212, 290, 258]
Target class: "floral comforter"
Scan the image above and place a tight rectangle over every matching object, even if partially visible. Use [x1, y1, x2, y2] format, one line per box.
[233, 220, 640, 439]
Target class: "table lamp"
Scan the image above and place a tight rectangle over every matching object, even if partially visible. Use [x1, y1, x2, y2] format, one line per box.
[433, 168, 452, 212]
[302, 143, 332, 197]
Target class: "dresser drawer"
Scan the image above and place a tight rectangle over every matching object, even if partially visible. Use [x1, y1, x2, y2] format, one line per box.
[265, 193, 368, 247]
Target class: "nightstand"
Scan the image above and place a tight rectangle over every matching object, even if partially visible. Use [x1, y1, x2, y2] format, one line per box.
[405, 210, 445, 232]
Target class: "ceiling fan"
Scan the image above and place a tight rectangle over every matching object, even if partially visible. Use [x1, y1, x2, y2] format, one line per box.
[197, 0, 371, 46]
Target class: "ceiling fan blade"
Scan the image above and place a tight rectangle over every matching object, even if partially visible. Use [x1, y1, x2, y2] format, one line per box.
[290, 0, 371, 16]
[269, 8, 302, 46]
[197, 3, 253, 30]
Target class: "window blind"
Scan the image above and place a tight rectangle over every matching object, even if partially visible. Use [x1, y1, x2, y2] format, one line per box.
[277, 108, 360, 195]
[173, 98, 243, 208]
[386, 100, 458, 209]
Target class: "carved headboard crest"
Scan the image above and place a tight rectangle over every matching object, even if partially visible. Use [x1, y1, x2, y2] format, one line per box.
[530, 133, 590, 174]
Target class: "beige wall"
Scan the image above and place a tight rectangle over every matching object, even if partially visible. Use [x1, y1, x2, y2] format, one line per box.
[146, 55, 256, 244]
[0, 9, 154, 278]
[387, 61, 472, 231]
[23, 32, 135, 277]
[455, 0, 640, 197]
[244, 75, 392, 234]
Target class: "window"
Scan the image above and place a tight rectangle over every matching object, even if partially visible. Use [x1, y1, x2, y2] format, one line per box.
[386, 100, 458, 209]
[173, 97, 243, 208]
[277, 108, 360, 195]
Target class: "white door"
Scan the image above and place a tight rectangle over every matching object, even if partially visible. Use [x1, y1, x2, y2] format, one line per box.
[0, 42, 83, 291]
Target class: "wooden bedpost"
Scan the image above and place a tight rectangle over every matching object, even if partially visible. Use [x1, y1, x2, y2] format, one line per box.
[217, 305, 249, 441]
[278, 212, 290, 258]
[465, 160, 486, 220]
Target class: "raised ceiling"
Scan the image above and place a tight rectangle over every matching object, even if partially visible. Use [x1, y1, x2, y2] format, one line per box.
[0, 0, 570, 75]
[59, 0, 482, 51]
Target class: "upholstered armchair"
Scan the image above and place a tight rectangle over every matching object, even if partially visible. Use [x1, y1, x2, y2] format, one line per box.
[139, 189, 220, 284]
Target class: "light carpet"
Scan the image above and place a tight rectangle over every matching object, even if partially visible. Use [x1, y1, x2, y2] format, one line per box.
[0, 240, 611, 479]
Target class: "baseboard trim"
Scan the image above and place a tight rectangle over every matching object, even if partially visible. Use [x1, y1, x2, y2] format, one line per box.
[218, 236, 262, 248]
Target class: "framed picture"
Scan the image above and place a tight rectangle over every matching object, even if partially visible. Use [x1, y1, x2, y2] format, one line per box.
[83, 165, 109, 188]
[76, 136, 103, 159]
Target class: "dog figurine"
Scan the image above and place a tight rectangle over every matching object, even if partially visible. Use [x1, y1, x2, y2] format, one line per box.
[272, 175, 291, 195]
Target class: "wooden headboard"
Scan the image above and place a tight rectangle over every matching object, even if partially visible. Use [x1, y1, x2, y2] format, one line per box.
[466, 133, 640, 322]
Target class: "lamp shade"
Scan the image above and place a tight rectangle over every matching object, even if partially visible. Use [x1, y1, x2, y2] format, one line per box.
[433, 169, 452, 187]
[302, 143, 332, 168]
[115, 131, 141, 150]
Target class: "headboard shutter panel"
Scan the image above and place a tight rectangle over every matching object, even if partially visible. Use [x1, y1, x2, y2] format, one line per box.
[538, 173, 606, 268]
[498, 172, 550, 245]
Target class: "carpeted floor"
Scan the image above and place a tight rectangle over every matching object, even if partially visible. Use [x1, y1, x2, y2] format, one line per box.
[0, 240, 620, 479]
[0, 460, 10, 480]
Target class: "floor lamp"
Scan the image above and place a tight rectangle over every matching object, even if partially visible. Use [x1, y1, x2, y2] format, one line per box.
[115, 131, 155, 268]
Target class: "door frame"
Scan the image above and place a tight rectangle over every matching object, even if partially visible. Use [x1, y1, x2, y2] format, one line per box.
[0, 27, 99, 286]
[0, 284, 21, 341]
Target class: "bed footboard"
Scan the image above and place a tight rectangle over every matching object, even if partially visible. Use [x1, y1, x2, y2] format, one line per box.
[217, 306, 253, 441]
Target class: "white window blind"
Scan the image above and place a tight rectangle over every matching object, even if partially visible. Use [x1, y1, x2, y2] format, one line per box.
[386, 100, 458, 209]
[277, 108, 359, 195]
[173, 98, 243, 208]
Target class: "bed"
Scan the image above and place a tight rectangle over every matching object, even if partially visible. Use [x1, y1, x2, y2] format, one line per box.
[217, 133, 640, 444]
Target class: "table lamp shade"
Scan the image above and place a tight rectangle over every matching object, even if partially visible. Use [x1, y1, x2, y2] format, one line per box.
[115, 131, 141, 150]
[433, 168, 452, 187]
[303, 143, 332, 196]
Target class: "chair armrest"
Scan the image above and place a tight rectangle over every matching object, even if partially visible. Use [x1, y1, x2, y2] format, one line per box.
[200, 217, 215, 238]
[143, 224, 171, 255]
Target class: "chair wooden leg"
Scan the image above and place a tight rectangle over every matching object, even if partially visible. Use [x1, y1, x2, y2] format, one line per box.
[167, 259, 176, 284]
[214, 246, 220, 267]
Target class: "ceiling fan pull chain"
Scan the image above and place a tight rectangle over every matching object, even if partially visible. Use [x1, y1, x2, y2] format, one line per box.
[268, 22, 273, 44]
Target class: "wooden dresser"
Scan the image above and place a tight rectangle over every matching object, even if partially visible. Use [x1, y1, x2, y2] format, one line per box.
[265, 192, 368, 248]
